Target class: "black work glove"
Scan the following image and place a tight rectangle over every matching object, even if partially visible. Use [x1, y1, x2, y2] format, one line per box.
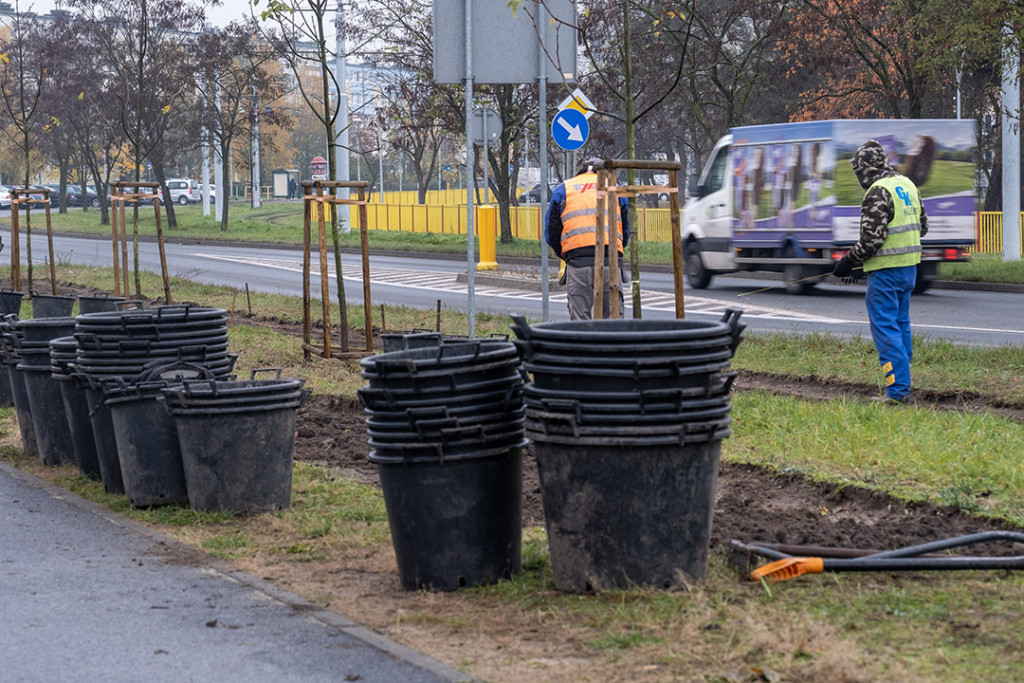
[832, 255, 856, 278]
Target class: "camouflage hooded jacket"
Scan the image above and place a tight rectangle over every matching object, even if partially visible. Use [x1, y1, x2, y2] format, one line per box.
[847, 140, 929, 264]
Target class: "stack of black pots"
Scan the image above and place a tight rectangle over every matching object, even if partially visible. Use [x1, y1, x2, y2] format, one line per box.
[511, 309, 745, 592]
[161, 372, 310, 514]
[71, 305, 235, 498]
[358, 338, 526, 591]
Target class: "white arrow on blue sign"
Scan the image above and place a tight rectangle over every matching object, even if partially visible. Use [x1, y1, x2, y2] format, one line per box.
[551, 108, 589, 151]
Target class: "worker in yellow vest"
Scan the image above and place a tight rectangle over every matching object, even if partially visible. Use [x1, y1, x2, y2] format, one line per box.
[833, 140, 930, 404]
[544, 158, 630, 320]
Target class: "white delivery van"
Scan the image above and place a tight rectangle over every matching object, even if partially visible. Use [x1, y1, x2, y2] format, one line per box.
[682, 119, 977, 294]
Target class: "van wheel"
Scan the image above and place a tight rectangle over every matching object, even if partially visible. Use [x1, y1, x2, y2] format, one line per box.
[684, 241, 713, 289]
[912, 262, 936, 295]
[177, 195, 189, 206]
[783, 246, 818, 295]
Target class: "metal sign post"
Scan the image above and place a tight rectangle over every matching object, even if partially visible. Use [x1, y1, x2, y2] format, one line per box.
[471, 107, 502, 205]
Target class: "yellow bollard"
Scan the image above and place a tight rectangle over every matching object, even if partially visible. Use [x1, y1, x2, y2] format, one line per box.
[476, 204, 498, 271]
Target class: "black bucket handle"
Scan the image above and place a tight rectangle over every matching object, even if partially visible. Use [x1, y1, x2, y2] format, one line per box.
[250, 367, 283, 380]
[510, 314, 531, 340]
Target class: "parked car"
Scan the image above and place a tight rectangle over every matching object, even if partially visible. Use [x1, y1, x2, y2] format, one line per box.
[518, 183, 557, 203]
[0, 185, 12, 210]
[197, 183, 217, 204]
[43, 184, 82, 207]
[165, 178, 197, 205]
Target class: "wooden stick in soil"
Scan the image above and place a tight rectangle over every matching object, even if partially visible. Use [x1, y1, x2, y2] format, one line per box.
[315, 184, 332, 358]
[436, 299, 441, 332]
[380, 304, 386, 333]
[359, 186, 372, 353]
[152, 198, 172, 304]
[110, 192, 121, 296]
[9, 197, 19, 291]
[301, 185, 312, 360]
[44, 196, 57, 294]
[245, 283, 252, 316]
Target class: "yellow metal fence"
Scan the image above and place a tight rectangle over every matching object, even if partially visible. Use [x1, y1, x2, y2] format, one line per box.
[353, 203, 677, 243]
[353, 204, 1022, 254]
[974, 212, 1023, 255]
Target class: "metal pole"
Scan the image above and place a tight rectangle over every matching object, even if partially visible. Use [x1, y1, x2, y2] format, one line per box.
[252, 82, 262, 209]
[464, 0, 476, 337]
[1002, 23, 1021, 262]
[537, 0, 549, 320]
[335, 0, 352, 233]
[214, 84, 224, 222]
[377, 123, 384, 203]
[201, 79, 211, 216]
[482, 112, 489, 205]
[524, 128, 530, 204]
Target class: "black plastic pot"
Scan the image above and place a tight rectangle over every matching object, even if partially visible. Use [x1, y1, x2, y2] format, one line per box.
[105, 381, 188, 508]
[77, 295, 126, 314]
[169, 404, 301, 513]
[17, 317, 77, 343]
[524, 359, 732, 393]
[81, 384, 125, 495]
[0, 289, 24, 316]
[162, 375, 309, 513]
[533, 438, 723, 591]
[7, 363, 38, 456]
[56, 375, 101, 479]
[19, 358, 74, 467]
[31, 293, 76, 319]
[510, 310, 745, 353]
[372, 448, 523, 591]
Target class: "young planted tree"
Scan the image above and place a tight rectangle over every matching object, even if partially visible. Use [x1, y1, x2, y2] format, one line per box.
[256, 0, 356, 349]
[348, 0, 456, 206]
[0, 3, 46, 290]
[566, 0, 698, 315]
[66, 0, 205, 294]
[196, 21, 287, 231]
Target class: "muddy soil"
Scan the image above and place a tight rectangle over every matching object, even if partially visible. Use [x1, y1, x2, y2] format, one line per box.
[294, 389, 1022, 562]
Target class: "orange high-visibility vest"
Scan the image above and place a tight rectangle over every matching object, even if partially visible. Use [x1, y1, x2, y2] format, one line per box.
[560, 172, 624, 255]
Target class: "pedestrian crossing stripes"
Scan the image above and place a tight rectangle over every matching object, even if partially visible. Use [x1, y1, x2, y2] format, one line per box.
[195, 253, 848, 323]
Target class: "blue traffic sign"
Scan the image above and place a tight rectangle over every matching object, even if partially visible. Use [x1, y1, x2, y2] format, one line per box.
[551, 108, 589, 151]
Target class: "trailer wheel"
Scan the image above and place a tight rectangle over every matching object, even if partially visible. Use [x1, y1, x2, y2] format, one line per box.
[684, 241, 713, 289]
[783, 246, 818, 295]
[912, 262, 936, 295]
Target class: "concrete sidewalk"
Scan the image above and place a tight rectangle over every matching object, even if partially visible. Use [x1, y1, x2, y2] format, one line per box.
[0, 462, 471, 683]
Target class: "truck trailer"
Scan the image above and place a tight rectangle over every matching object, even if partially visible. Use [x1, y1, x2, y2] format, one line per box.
[682, 119, 977, 294]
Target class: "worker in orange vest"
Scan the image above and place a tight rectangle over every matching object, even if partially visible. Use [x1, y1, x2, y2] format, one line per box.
[544, 158, 630, 320]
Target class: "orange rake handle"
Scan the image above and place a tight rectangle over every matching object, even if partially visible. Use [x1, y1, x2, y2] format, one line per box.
[749, 557, 824, 583]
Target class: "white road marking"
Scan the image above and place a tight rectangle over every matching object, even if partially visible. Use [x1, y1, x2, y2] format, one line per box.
[195, 253, 853, 324]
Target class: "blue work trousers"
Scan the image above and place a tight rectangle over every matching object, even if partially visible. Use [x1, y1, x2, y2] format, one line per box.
[865, 265, 917, 401]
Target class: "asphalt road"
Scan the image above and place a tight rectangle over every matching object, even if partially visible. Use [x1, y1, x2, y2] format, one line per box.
[0, 462, 466, 683]
[3, 228, 1023, 347]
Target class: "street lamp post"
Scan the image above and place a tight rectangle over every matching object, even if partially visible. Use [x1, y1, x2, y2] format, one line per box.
[377, 123, 384, 203]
